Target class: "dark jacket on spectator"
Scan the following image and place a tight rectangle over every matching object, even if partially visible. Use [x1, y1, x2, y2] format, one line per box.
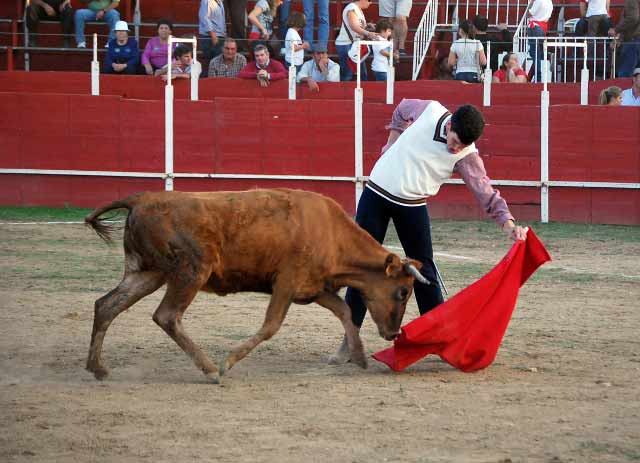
[238, 59, 288, 80]
[615, 0, 640, 41]
[104, 37, 140, 74]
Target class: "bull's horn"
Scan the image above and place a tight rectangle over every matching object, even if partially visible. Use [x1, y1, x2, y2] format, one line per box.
[406, 264, 430, 285]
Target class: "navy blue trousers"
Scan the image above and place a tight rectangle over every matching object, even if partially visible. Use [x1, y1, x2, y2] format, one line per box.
[345, 187, 444, 328]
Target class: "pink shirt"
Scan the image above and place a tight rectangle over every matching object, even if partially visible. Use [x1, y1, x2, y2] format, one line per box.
[141, 37, 177, 70]
[385, 99, 515, 226]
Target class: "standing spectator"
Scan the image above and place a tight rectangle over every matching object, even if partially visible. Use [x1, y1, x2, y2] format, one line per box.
[297, 42, 340, 91]
[527, 0, 553, 82]
[141, 19, 176, 76]
[378, 0, 412, 56]
[335, 0, 376, 81]
[448, 19, 486, 83]
[208, 38, 247, 77]
[472, 15, 513, 71]
[278, 0, 292, 40]
[580, 0, 611, 36]
[74, 0, 120, 48]
[155, 45, 193, 81]
[492, 52, 528, 82]
[223, 0, 248, 45]
[238, 44, 288, 87]
[370, 19, 397, 81]
[284, 11, 309, 72]
[103, 21, 138, 74]
[608, 0, 640, 77]
[621, 68, 640, 105]
[302, 0, 330, 51]
[598, 86, 623, 104]
[26, 0, 73, 48]
[199, 0, 226, 60]
[248, 0, 282, 48]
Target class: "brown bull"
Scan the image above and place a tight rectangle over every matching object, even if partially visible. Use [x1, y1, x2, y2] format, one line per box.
[85, 189, 426, 383]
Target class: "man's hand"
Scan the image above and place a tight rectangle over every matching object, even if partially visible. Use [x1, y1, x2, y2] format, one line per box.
[60, 0, 70, 12]
[607, 28, 618, 37]
[257, 69, 268, 79]
[258, 77, 269, 87]
[44, 4, 56, 16]
[502, 220, 527, 241]
[306, 78, 319, 92]
[96, 9, 105, 20]
[112, 63, 125, 71]
[317, 56, 329, 74]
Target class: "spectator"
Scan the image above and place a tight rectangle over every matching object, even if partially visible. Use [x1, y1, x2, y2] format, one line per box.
[492, 52, 528, 82]
[248, 0, 282, 48]
[199, 0, 226, 60]
[223, 0, 248, 46]
[472, 15, 513, 71]
[335, 0, 377, 81]
[621, 68, 640, 105]
[302, 0, 330, 51]
[297, 42, 340, 91]
[598, 85, 623, 104]
[26, 0, 73, 48]
[608, 0, 640, 77]
[370, 19, 397, 81]
[284, 11, 309, 72]
[378, 0, 412, 56]
[527, 0, 553, 82]
[155, 45, 194, 81]
[103, 21, 138, 74]
[278, 0, 293, 40]
[448, 19, 486, 83]
[238, 44, 287, 87]
[580, 0, 611, 36]
[208, 38, 247, 77]
[141, 19, 176, 76]
[75, 0, 120, 48]
[436, 54, 454, 80]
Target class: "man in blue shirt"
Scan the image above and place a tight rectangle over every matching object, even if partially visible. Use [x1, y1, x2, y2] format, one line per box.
[199, 0, 226, 61]
[104, 21, 139, 74]
[296, 43, 340, 92]
[621, 68, 640, 106]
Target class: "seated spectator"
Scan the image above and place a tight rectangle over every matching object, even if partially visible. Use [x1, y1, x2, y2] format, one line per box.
[621, 68, 640, 106]
[142, 19, 176, 76]
[75, 0, 120, 48]
[448, 19, 486, 83]
[297, 43, 340, 91]
[284, 11, 309, 72]
[199, 0, 226, 60]
[370, 19, 397, 82]
[378, 0, 412, 56]
[598, 86, 623, 105]
[492, 53, 528, 83]
[472, 15, 513, 71]
[103, 21, 138, 74]
[26, 0, 73, 48]
[155, 45, 193, 81]
[238, 44, 287, 87]
[248, 0, 282, 48]
[208, 38, 247, 77]
[436, 54, 454, 80]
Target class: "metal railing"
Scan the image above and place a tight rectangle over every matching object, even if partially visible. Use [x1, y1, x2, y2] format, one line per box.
[412, 0, 438, 80]
[441, 0, 529, 27]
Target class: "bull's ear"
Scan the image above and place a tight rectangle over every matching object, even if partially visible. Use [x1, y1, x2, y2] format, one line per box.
[384, 253, 404, 278]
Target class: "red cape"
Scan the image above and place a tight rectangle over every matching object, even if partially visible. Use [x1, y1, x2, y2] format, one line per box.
[372, 228, 551, 372]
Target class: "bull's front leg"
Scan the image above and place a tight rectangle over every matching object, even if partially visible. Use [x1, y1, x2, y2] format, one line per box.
[314, 292, 367, 369]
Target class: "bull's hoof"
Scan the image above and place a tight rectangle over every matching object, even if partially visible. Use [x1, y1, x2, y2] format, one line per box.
[328, 337, 351, 365]
[205, 371, 221, 385]
[351, 352, 368, 370]
[88, 366, 109, 380]
[218, 355, 231, 378]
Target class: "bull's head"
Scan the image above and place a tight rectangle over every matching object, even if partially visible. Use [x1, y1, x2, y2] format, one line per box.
[360, 254, 429, 341]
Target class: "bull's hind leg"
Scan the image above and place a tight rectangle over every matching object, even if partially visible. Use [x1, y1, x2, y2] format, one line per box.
[87, 270, 165, 380]
[219, 285, 294, 379]
[152, 282, 221, 383]
[314, 293, 367, 369]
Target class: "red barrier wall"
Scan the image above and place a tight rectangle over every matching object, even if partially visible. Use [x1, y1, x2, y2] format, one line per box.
[1, 82, 639, 224]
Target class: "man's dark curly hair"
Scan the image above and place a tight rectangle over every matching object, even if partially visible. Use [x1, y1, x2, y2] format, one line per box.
[450, 105, 485, 145]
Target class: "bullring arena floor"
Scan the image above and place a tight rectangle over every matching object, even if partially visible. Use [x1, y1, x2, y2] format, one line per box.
[1, 211, 639, 462]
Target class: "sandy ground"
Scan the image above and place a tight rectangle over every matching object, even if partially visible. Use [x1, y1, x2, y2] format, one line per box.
[1, 220, 639, 463]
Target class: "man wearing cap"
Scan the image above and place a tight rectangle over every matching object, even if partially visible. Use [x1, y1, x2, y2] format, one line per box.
[297, 43, 340, 92]
[74, 0, 120, 48]
[104, 21, 139, 74]
[621, 68, 640, 105]
[331, 99, 527, 363]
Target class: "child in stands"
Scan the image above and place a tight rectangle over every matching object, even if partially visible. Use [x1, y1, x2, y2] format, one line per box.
[283, 11, 309, 73]
[370, 19, 397, 81]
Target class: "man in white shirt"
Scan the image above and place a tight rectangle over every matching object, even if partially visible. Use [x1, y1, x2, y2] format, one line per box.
[527, 0, 553, 82]
[621, 68, 640, 105]
[297, 43, 340, 92]
[580, 0, 610, 36]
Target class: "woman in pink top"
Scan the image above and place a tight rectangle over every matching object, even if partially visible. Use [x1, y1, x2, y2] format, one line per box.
[142, 18, 176, 75]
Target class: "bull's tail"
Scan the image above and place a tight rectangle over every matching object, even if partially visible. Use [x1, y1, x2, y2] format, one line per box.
[85, 199, 134, 244]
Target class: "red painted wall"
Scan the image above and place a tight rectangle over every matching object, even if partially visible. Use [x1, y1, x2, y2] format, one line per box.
[0, 78, 639, 224]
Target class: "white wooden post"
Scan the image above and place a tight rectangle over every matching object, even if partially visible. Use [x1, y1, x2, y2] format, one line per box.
[355, 42, 364, 208]
[540, 40, 549, 223]
[288, 41, 296, 100]
[91, 33, 100, 96]
[386, 41, 394, 105]
[483, 40, 492, 106]
[580, 40, 589, 105]
[190, 37, 199, 101]
[165, 36, 175, 191]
